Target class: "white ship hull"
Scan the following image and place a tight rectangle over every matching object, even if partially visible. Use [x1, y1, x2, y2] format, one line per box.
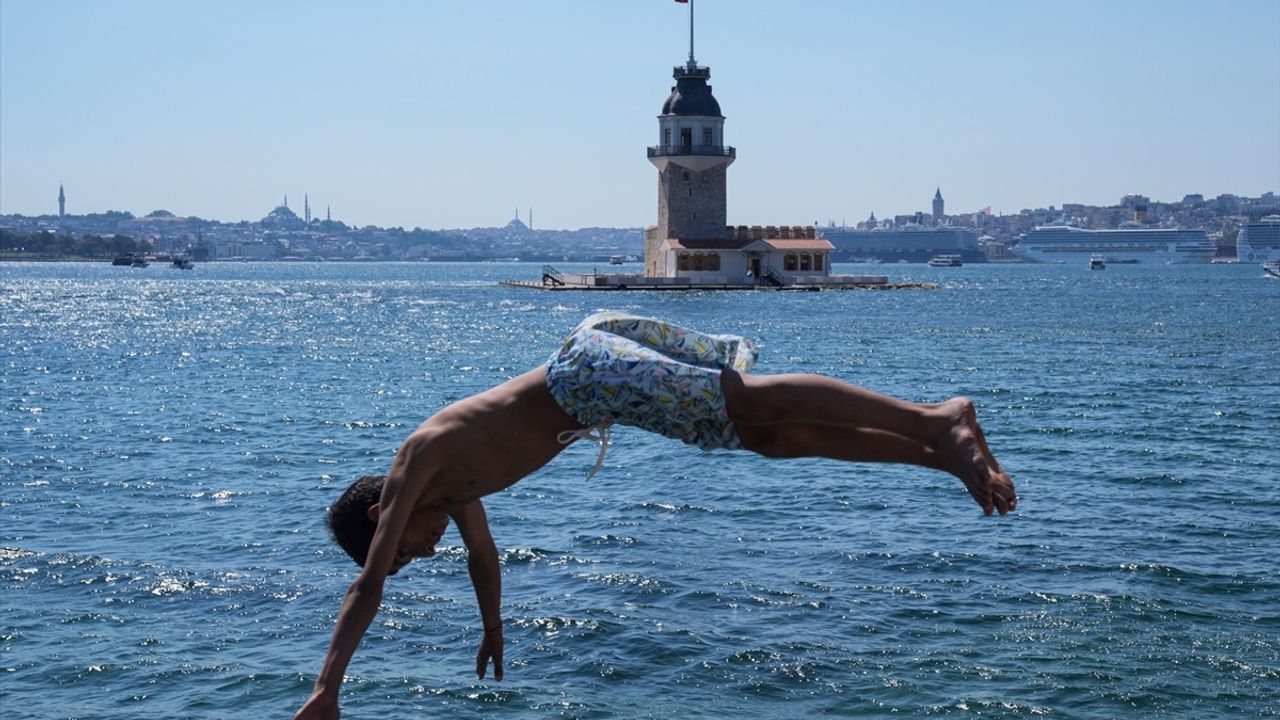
[1236, 219, 1280, 264]
[1012, 226, 1215, 264]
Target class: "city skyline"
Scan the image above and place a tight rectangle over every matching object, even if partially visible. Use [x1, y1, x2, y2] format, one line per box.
[3, 0, 1278, 230]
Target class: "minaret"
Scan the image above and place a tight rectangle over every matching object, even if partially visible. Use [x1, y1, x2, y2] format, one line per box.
[326, 205, 331, 222]
[645, 2, 733, 275]
[58, 184, 66, 218]
[932, 188, 944, 225]
[304, 194, 311, 223]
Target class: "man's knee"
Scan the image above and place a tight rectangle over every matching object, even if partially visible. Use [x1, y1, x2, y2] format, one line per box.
[735, 424, 796, 459]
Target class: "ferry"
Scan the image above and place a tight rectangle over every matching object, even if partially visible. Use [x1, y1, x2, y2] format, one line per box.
[1264, 259, 1280, 278]
[819, 225, 985, 264]
[1236, 216, 1280, 264]
[1089, 255, 1106, 270]
[1011, 226, 1215, 264]
[927, 254, 963, 267]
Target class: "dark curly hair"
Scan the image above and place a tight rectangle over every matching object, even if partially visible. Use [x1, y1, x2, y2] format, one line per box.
[326, 475, 385, 568]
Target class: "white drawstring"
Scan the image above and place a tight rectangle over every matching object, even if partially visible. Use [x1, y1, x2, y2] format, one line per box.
[556, 425, 611, 480]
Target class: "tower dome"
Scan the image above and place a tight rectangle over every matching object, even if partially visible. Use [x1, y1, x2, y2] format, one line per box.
[661, 66, 722, 117]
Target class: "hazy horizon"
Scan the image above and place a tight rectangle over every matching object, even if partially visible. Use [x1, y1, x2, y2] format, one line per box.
[3, 0, 1278, 230]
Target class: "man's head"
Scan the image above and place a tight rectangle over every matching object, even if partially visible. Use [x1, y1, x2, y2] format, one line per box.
[327, 475, 385, 569]
[327, 475, 452, 574]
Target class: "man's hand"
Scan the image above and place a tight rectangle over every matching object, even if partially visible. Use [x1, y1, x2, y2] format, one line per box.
[476, 625, 504, 681]
[293, 688, 339, 720]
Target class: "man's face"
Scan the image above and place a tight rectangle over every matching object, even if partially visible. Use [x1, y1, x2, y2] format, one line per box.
[391, 507, 450, 573]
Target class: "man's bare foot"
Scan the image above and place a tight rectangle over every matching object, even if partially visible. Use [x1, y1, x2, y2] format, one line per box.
[934, 397, 1017, 516]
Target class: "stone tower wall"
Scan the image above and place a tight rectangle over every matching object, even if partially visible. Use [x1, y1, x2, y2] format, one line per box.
[658, 164, 728, 240]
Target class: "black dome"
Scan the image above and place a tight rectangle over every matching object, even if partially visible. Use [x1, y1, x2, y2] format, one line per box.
[661, 69, 722, 117]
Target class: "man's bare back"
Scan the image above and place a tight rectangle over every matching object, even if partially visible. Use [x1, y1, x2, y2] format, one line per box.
[404, 367, 584, 511]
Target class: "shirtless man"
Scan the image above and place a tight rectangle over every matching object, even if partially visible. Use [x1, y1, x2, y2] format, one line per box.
[293, 312, 1016, 719]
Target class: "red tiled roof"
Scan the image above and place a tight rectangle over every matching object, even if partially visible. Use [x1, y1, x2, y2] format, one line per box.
[760, 238, 834, 251]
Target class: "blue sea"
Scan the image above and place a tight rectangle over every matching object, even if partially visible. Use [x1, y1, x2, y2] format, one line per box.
[2, 261, 1277, 719]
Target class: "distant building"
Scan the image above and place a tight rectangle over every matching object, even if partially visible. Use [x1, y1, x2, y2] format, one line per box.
[261, 201, 306, 231]
[932, 188, 944, 225]
[58, 184, 66, 218]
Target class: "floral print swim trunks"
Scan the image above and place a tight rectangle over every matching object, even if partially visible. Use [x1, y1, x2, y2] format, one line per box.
[546, 312, 758, 451]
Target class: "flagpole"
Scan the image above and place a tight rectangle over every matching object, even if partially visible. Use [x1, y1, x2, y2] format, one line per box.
[688, 0, 695, 67]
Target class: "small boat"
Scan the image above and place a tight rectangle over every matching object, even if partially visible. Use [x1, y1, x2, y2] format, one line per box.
[609, 255, 625, 265]
[112, 254, 135, 266]
[171, 257, 194, 270]
[1264, 259, 1280, 278]
[927, 254, 963, 267]
[131, 256, 149, 267]
[1089, 255, 1106, 270]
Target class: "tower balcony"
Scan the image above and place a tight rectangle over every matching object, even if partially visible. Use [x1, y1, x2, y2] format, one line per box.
[647, 144, 735, 159]
[647, 144, 736, 173]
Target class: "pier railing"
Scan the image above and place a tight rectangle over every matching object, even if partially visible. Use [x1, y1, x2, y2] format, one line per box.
[541, 265, 565, 287]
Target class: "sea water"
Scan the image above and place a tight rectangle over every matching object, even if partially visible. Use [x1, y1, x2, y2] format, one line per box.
[2, 261, 1277, 719]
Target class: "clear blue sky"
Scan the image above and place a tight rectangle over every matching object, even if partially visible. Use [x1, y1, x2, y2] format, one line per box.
[3, 0, 1277, 229]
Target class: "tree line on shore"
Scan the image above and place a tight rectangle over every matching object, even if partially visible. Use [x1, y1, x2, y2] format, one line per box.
[0, 229, 152, 260]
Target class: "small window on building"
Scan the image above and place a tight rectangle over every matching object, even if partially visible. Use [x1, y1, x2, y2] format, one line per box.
[678, 253, 690, 271]
[664, 128, 671, 150]
[692, 253, 705, 271]
[784, 253, 798, 271]
[813, 253, 824, 272]
[800, 253, 812, 271]
[703, 127, 713, 147]
[680, 127, 693, 152]
[707, 252, 720, 271]
[683, 171, 690, 181]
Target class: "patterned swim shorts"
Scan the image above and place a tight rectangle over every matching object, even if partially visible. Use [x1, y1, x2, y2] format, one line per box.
[545, 312, 758, 451]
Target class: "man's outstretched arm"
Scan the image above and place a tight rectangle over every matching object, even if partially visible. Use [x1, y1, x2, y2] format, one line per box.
[453, 500, 504, 680]
[293, 445, 432, 719]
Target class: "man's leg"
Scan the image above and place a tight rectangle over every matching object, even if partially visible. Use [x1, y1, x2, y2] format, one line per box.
[736, 423, 946, 470]
[722, 370, 1016, 515]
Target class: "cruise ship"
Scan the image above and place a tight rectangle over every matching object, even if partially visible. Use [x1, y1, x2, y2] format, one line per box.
[818, 226, 985, 263]
[1235, 215, 1280, 264]
[1011, 226, 1215, 264]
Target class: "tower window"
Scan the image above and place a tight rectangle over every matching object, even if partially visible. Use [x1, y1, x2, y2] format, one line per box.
[703, 128, 713, 147]
[664, 128, 671, 150]
[680, 128, 692, 153]
[683, 171, 690, 181]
